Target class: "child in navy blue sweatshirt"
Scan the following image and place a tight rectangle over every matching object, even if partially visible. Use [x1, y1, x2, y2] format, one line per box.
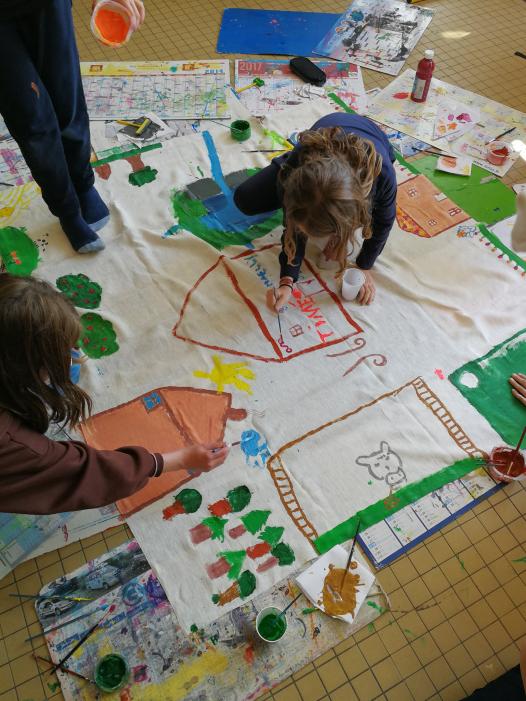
[234, 113, 397, 307]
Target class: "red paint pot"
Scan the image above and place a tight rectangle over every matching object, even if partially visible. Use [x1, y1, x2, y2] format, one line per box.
[488, 447, 526, 482]
[486, 141, 510, 166]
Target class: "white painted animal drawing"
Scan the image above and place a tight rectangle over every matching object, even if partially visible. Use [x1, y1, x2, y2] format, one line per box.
[356, 441, 406, 488]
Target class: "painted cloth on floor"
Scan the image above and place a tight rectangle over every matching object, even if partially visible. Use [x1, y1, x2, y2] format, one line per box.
[6, 98, 526, 629]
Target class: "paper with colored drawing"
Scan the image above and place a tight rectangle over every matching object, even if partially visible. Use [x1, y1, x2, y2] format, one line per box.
[433, 101, 478, 142]
[367, 69, 526, 176]
[436, 155, 472, 176]
[5, 98, 526, 628]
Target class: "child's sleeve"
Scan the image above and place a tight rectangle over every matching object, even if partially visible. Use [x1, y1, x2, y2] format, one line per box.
[0, 414, 164, 515]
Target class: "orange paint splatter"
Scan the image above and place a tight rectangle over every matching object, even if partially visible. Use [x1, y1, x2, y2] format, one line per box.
[95, 7, 129, 44]
[243, 644, 255, 665]
[321, 565, 360, 617]
[31, 82, 40, 98]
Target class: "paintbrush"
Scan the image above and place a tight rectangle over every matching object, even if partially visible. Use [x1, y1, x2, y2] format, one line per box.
[277, 591, 303, 619]
[485, 127, 516, 144]
[48, 604, 116, 674]
[24, 610, 96, 642]
[34, 654, 95, 684]
[340, 518, 361, 594]
[273, 288, 283, 337]
[11, 593, 94, 602]
[507, 424, 526, 475]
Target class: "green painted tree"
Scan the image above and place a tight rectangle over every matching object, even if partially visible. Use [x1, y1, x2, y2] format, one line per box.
[56, 273, 102, 309]
[79, 312, 119, 359]
[0, 226, 39, 276]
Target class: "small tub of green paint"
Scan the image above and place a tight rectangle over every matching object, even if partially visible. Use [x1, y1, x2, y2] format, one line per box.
[230, 120, 251, 142]
[256, 606, 287, 643]
[95, 654, 129, 693]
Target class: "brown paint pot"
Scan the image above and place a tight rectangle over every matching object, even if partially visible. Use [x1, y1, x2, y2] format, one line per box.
[486, 141, 510, 166]
[488, 446, 526, 483]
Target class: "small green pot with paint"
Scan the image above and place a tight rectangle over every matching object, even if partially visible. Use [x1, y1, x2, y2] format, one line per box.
[95, 654, 129, 693]
[230, 119, 251, 142]
[256, 606, 287, 643]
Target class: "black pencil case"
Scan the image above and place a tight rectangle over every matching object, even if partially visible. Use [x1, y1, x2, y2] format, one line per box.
[289, 57, 327, 87]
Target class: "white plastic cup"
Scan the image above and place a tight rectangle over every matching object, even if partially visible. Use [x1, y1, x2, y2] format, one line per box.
[341, 268, 365, 301]
[91, 0, 134, 48]
[255, 606, 288, 643]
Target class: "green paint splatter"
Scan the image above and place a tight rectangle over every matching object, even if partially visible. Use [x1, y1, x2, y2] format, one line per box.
[457, 555, 466, 570]
[79, 312, 119, 359]
[209, 633, 219, 645]
[393, 526, 402, 532]
[170, 189, 282, 250]
[367, 480, 373, 486]
[226, 485, 251, 512]
[218, 550, 246, 580]
[47, 681, 60, 692]
[271, 542, 295, 566]
[259, 526, 284, 547]
[197, 166, 204, 177]
[92, 142, 162, 167]
[367, 601, 387, 614]
[368, 622, 375, 633]
[0, 226, 39, 276]
[56, 273, 102, 309]
[175, 488, 202, 514]
[238, 570, 257, 598]
[202, 516, 228, 542]
[302, 607, 317, 615]
[129, 166, 158, 187]
[241, 510, 270, 535]
[512, 556, 526, 563]
[190, 624, 198, 633]
[314, 458, 484, 554]
[403, 628, 416, 638]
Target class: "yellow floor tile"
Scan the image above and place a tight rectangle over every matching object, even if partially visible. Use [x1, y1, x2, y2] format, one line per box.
[317, 658, 346, 693]
[439, 680, 466, 701]
[425, 657, 456, 691]
[459, 667, 487, 696]
[295, 671, 326, 701]
[429, 621, 461, 654]
[274, 684, 303, 701]
[466, 598, 498, 629]
[12, 675, 45, 701]
[357, 635, 389, 666]
[483, 620, 513, 653]
[391, 645, 421, 678]
[405, 669, 436, 701]
[0, 690, 17, 701]
[479, 657, 506, 684]
[329, 681, 358, 701]
[412, 635, 442, 666]
[10, 651, 39, 686]
[371, 657, 402, 691]
[350, 669, 382, 701]
[463, 632, 495, 666]
[293, 663, 315, 682]
[0, 664, 13, 696]
[338, 645, 368, 680]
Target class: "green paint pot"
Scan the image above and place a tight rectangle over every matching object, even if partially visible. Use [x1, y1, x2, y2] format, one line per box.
[95, 654, 129, 693]
[230, 120, 251, 142]
[256, 606, 287, 643]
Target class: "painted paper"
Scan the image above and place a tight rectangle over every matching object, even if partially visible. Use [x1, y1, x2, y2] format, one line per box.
[435, 155, 472, 177]
[433, 101, 479, 142]
[314, 0, 434, 76]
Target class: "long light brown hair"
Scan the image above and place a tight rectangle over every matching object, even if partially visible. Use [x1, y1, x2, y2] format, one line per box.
[279, 127, 382, 273]
[0, 274, 92, 433]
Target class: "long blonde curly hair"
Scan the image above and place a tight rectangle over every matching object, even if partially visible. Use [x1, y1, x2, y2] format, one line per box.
[279, 127, 382, 274]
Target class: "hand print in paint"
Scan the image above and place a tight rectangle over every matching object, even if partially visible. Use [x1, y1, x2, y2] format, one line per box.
[355, 441, 406, 488]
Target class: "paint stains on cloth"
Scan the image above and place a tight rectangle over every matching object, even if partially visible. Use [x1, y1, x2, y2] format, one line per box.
[194, 354, 255, 394]
[321, 564, 360, 617]
[0, 226, 39, 275]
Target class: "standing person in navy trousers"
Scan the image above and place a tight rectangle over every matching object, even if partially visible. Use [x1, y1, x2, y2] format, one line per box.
[0, 0, 144, 253]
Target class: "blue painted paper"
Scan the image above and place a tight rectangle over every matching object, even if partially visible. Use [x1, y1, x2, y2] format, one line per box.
[216, 9, 341, 57]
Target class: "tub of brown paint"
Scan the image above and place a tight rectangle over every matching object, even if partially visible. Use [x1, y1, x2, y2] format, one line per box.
[486, 141, 510, 167]
[488, 447, 526, 482]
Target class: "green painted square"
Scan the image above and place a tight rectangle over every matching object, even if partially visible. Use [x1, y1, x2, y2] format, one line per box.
[449, 329, 526, 446]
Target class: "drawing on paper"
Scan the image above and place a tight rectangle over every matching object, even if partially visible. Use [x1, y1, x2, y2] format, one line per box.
[168, 131, 282, 249]
[449, 329, 526, 446]
[0, 182, 40, 223]
[234, 59, 366, 117]
[80, 386, 247, 517]
[367, 69, 526, 176]
[173, 244, 362, 363]
[0, 146, 33, 189]
[356, 441, 406, 488]
[91, 142, 162, 185]
[56, 273, 102, 309]
[0, 226, 39, 275]
[267, 378, 485, 544]
[194, 355, 255, 394]
[313, 0, 434, 76]
[433, 100, 478, 142]
[396, 174, 469, 237]
[81, 60, 230, 120]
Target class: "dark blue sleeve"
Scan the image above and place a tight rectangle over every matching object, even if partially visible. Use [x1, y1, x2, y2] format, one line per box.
[279, 228, 306, 281]
[356, 165, 397, 270]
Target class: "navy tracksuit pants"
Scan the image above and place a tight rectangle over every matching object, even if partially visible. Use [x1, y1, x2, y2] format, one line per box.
[0, 0, 94, 219]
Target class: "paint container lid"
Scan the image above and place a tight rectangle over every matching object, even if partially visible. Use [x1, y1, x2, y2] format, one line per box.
[256, 606, 288, 643]
[230, 120, 251, 142]
[91, 0, 133, 48]
[95, 654, 130, 693]
[488, 447, 526, 483]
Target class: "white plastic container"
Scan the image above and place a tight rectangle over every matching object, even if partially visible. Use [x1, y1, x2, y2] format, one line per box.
[341, 268, 365, 301]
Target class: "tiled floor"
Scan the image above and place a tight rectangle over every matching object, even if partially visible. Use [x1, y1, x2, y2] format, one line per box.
[1, 1, 526, 700]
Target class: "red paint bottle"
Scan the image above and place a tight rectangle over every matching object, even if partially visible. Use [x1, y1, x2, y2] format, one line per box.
[411, 49, 435, 103]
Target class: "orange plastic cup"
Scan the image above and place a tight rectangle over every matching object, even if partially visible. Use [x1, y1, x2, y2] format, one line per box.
[91, 1, 133, 47]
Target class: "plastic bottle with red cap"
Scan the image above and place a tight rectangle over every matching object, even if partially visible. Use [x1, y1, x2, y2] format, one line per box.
[411, 49, 435, 103]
